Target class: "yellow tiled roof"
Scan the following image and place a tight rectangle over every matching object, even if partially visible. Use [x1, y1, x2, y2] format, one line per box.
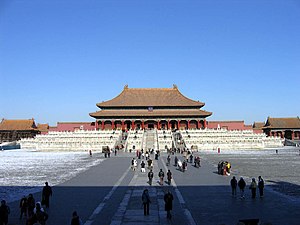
[264, 117, 300, 129]
[90, 109, 212, 118]
[0, 119, 38, 131]
[97, 85, 205, 108]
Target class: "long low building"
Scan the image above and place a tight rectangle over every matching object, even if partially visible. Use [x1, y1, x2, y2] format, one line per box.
[0, 119, 40, 144]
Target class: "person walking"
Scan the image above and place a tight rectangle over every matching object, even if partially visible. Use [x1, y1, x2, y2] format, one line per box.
[249, 178, 257, 199]
[19, 195, 28, 219]
[238, 177, 246, 199]
[167, 155, 171, 166]
[258, 176, 265, 198]
[142, 189, 151, 216]
[27, 194, 35, 217]
[148, 170, 154, 186]
[230, 176, 238, 197]
[189, 154, 193, 163]
[167, 170, 172, 185]
[164, 190, 174, 219]
[71, 211, 83, 225]
[0, 200, 10, 225]
[42, 182, 53, 208]
[131, 158, 137, 171]
[174, 156, 178, 167]
[141, 161, 146, 173]
[147, 158, 153, 170]
[158, 169, 165, 185]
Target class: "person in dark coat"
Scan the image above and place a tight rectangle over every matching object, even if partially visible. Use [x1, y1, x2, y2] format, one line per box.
[230, 176, 238, 196]
[238, 177, 246, 199]
[249, 178, 257, 199]
[19, 195, 28, 219]
[158, 169, 165, 185]
[258, 176, 265, 198]
[42, 182, 53, 208]
[0, 200, 10, 225]
[27, 194, 35, 217]
[167, 170, 172, 185]
[142, 189, 151, 216]
[164, 190, 174, 219]
[148, 170, 154, 186]
[174, 156, 178, 166]
[71, 211, 83, 225]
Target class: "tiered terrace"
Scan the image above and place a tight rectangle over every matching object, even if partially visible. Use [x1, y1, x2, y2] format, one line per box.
[124, 130, 144, 151]
[157, 129, 173, 150]
[20, 130, 122, 151]
[180, 129, 284, 150]
[20, 128, 284, 152]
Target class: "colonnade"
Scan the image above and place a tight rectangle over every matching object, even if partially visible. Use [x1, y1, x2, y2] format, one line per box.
[268, 130, 300, 140]
[95, 119, 207, 131]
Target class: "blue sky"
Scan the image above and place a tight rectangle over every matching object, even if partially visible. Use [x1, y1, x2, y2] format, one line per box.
[0, 0, 299, 126]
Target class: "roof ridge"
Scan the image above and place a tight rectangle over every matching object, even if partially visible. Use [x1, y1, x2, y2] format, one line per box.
[126, 87, 175, 91]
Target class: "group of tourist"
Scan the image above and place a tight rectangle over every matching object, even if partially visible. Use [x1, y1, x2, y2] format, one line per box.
[173, 152, 201, 172]
[141, 189, 174, 220]
[130, 148, 175, 220]
[0, 181, 85, 225]
[230, 176, 265, 199]
[0, 182, 53, 225]
[218, 161, 231, 176]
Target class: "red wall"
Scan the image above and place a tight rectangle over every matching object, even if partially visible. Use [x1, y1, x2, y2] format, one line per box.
[49, 122, 96, 132]
[207, 121, 250, 131]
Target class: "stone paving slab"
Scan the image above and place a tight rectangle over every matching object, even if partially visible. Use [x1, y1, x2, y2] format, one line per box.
[5, 152, 300, 225]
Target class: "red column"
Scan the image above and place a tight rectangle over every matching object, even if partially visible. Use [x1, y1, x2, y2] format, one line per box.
[177, 120, 180, 129]
[168, 120, 170, 130]
[121, 120, 125, 130]
[95, 120, 98, 130]
[204, 119, 207, 129]
[112, 120, 115, 130]
[292, 131, 295, 140]
[131, 120, 135, 130]
[157, 120, 160, 130]
[198, 120, 201, 129]
[187, 120, 190, 129]
[142, 120, 145, 129]
[102, 120, 105, 130]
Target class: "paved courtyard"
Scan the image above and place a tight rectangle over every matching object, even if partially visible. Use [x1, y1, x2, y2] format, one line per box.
[6, 151, 300, 225]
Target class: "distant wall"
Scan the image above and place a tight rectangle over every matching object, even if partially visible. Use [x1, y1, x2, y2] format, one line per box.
[207, 121, 253, 131]
[49, 122, 96, 132]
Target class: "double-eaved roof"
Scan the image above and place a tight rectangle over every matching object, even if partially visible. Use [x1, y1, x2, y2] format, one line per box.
[90, 85, 212, 119]
[97, 85, 204, 108]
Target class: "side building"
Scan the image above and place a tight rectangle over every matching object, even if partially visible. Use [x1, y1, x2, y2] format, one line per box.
[0, 119, 40, 143]
[262, 117, 300, 140]
[89, 85, 212, 130]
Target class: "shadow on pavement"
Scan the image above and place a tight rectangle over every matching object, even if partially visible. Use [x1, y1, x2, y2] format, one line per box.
[3, 183, 300, 225]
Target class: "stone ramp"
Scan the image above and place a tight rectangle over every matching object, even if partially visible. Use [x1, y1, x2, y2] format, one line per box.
[110, 157, 177, 225]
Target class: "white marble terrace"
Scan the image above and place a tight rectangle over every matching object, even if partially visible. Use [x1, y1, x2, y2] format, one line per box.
[180, 128, 284, 150]
[20, 128, 284, 151]
[20, 130, 122, 151]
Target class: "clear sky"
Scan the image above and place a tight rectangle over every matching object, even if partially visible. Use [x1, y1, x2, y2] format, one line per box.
[1, 0, 299, 126]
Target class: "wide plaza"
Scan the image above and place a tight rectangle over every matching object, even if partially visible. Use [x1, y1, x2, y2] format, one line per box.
[5, 149, 300, 225]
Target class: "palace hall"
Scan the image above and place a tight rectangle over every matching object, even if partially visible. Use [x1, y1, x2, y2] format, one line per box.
[89, 85, 212, 130]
